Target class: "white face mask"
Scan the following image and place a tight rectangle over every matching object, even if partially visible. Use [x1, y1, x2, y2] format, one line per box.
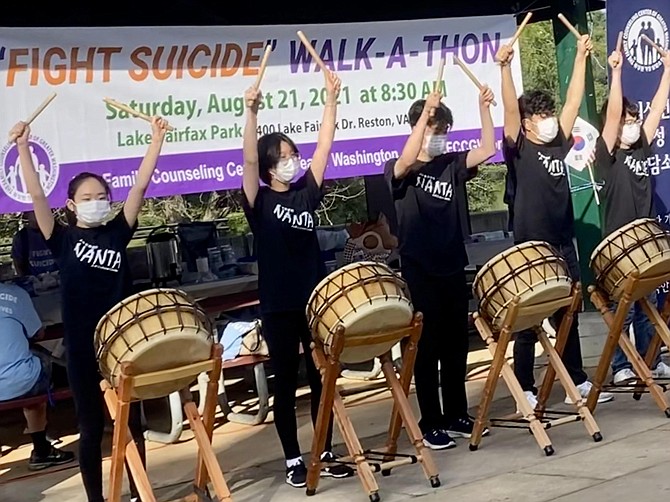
[273, 157, 299, 183]
[424, 134, 448, 158]
[620, 123, 641, 145]
[75, 200, 111, 226]
[534, 117, 559, 143]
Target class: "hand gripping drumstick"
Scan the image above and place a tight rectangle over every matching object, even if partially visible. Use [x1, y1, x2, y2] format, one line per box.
[297, 31, 329, 74]
[452, 56, 498, 107]
[8, 92, 57, 142]
[557, 13, 583, 40]
[509, 12, 533, 46]
[103, 98, 175, 131]
[254, 44, 273, 89]
[641, 34, 668, 57]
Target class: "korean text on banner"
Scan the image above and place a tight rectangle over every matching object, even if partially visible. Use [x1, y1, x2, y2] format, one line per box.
[0, 16, 523, 214]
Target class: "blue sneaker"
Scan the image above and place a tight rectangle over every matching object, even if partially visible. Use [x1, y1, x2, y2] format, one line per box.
[422, 429, 456, 450]
[446, 416, 490, 439]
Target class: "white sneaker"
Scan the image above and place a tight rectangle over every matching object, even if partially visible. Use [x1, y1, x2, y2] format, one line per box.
[517, 391, 538, 413]
[564, 380, 614, 405]
[613, 368, 637, 385]
[653, 361, 670, 379]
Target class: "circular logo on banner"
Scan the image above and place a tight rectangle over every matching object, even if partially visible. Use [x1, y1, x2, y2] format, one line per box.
[0, 137, 59, 203]
[623, 9, 669, 72]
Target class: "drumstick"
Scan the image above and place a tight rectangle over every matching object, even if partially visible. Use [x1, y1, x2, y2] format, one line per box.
[434, 57, 445, 94]
[8, 92, 57, 142]
[557, 13, 583, 40]
[103, 98, 175, 131]
[616, 31, 623, 52]
[297, 31, 329, 74]
[641, 34, 668, 57]
[254, 44, 273, 89]
[453, 55, 498, 107]
[510, 12, 533, 46]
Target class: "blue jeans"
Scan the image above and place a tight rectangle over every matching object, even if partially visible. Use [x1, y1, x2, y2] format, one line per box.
[611, 292, 661, 373]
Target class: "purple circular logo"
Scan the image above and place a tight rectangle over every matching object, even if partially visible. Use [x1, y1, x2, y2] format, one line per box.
[0, 136, 59, 203]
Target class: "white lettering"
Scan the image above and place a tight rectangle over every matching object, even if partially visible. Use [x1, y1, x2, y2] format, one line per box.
[72, 239, 123, 272]
[272, 204, 315, 231]
[416, 173, 453, 201]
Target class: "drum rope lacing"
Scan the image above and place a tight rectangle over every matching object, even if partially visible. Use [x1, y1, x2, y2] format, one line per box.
[592, 231, 667, 285]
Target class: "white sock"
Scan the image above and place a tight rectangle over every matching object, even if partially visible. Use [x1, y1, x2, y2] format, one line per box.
[286, 456, 302, 468]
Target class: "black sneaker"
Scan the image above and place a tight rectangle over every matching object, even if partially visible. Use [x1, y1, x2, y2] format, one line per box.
[286, 460, 307, 488]
[28, 446, 75, 471]
[446, 416, 489, 439]
[320, 451, 355, 478]
[422, 429, 456, 450]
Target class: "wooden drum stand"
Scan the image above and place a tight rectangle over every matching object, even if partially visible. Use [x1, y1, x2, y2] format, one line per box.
[587, 271, 670, 416]
[470, 284, 602, 456]
[102, 344, 232, 502]
[305, 314, 440, 502]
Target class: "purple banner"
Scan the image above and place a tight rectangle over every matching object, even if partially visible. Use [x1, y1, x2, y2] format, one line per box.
[0, 127, 501, 213]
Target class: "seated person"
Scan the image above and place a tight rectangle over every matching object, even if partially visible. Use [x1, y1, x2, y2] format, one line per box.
[0, 282, 74, 470]
[11, 211, 58, 277]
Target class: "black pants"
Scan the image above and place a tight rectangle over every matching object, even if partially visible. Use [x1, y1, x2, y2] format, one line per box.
[401, 263, 470, 433]
[513, 241, 588, 392]
[261, 310, 333, 460]
[67, 345, 145, 502]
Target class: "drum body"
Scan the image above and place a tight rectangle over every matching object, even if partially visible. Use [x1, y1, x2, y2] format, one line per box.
[306, 262, 413, 364]
[474, 241, 572, 332]
[95, 288, 213, 400]
[590, 218, 670, 301]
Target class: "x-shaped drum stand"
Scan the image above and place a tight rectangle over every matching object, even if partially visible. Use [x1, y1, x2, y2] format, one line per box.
[470, 284, 602, 456]
[587, 271, 670, 415]
[305, 314, 440, 502]
[102, 344, 232, 502]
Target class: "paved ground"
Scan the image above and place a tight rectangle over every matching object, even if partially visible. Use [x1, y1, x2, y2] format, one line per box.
[2, 312, 670, 502]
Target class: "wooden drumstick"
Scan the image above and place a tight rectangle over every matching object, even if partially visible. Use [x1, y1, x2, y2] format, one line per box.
[434, 57, 445, 93]
[254, 44, 273, 89]
[641, 34, 668, 57]
[297, 31, 329, 74]
[557, 13, 583, 40]
[453, 56, 498, 107]
[8, 92, 57, 142]
[103, 98, 175, 131]
[510, 12, 533, 46]
[616, 31, 624, 52]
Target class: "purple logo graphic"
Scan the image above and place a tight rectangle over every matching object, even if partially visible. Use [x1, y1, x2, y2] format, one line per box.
[0, 136, 59, 203]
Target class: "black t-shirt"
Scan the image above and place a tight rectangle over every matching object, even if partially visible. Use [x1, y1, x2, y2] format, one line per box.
[503, 130, 575, 245]
[46, 211, 137, 354]
[594, 132, 655, 236]
[243, 169, 325, 313]
[384, 152, 472, 277]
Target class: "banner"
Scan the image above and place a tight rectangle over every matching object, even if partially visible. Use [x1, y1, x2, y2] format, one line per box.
[607, 1, 670, 296]
[0, 16, 522, 214]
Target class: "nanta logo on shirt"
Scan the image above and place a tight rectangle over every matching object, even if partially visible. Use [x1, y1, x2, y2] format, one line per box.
[624, 155, 649, 177]
[272, 204, 315, 231]
[416, 173, 453, 201]
[538, 152, 566, 177]
[74, 240, 122, 272]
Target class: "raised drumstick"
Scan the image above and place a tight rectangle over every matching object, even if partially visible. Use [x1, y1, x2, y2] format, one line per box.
[557, 13, 583, 40]
[510, 12, 533, 46]
[641, 34, 668, 57]
[103, 98, 175, 131]
[297, 31, 329, 74]
[434, 58, 445, 93]
[254, 44, 273, 89]
[453, 56, 498, 106]
[616, 31, 623, 52]
[8, 92, 57, 142]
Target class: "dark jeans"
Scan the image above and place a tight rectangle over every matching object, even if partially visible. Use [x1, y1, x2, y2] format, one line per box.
[401, 262, 470, 433]
[261, 310, 333, 460]
[66, 345, 144, 502]
[513, 241, 588, 392]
